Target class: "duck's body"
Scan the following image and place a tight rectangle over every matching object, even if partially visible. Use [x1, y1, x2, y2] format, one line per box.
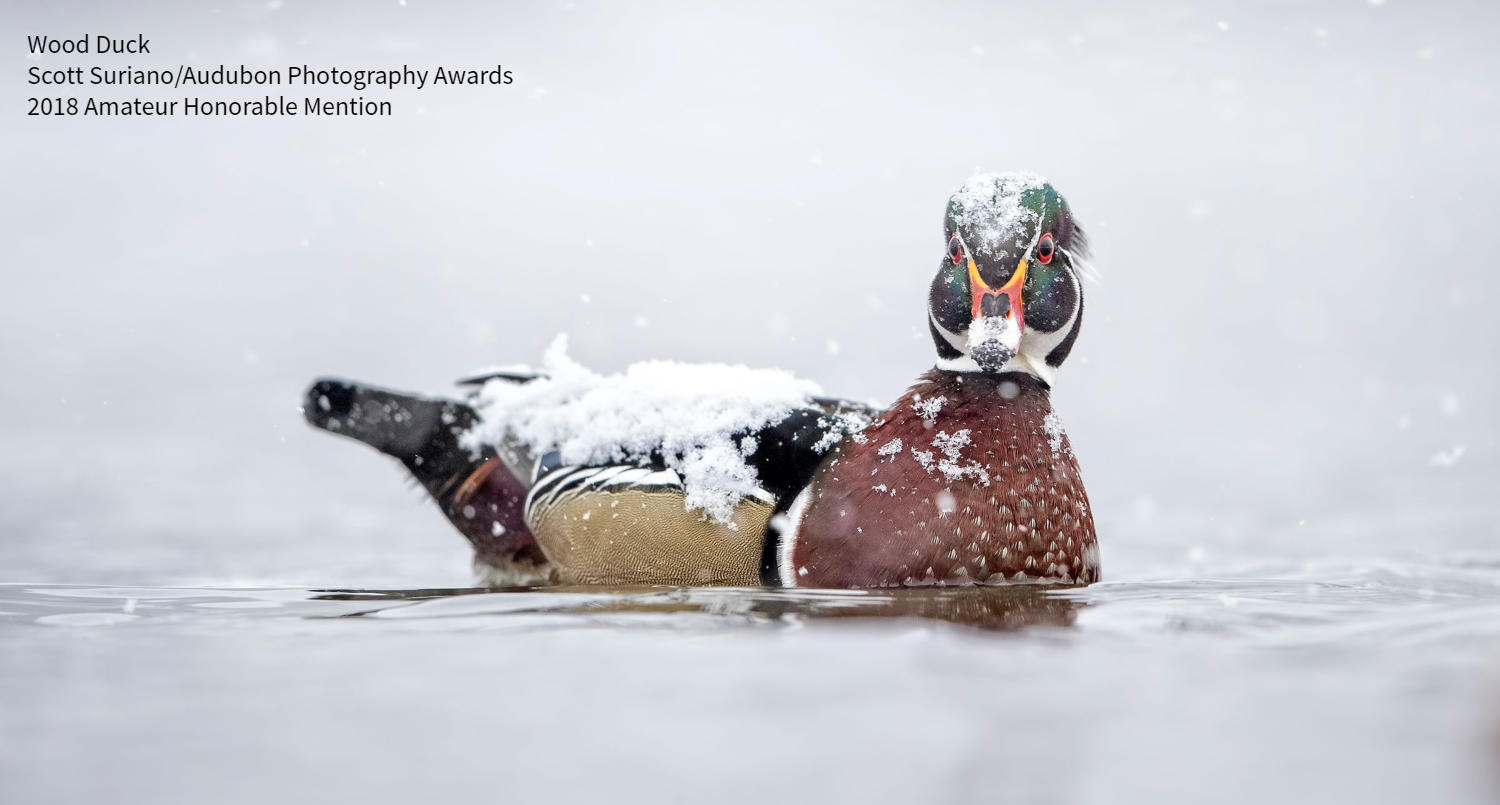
[306, 171, 1099, 589]
[305, 368, 874, 587]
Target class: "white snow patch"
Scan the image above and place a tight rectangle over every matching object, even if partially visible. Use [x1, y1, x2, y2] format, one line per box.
[877, 438, 904, 457]
[931, 429, 990, 486]
[931, 429, 971, 457]
[811, 418, 850, 454]
[967, 313, 1020, 354]
[462, 334, 837, 523]
[949, 172, 1046, 258]
[1042, 411, 1067, 455]
[912, 395, 947, 422]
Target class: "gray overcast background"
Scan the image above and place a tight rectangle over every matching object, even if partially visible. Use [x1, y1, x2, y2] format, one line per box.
[2, 0, 1497, 585]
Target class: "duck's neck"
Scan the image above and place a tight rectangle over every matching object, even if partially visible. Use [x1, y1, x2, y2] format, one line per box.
[921, 368, 1052, 398]
[933, 351, 1059, 386]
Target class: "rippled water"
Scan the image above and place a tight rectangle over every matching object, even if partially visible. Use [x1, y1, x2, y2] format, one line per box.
[5, 551, 1500, 804]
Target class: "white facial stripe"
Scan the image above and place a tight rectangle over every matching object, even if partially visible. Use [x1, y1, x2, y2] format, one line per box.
[953, 227, 975, 265]
[1022, 215, 1045, 261]
[935, 354, 982, 373]
[1017, 270, 1080, 371]
[928, 309, 967, 351]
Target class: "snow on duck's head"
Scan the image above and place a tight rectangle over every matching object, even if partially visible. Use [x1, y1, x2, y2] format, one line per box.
[927, 171, 1090, 384]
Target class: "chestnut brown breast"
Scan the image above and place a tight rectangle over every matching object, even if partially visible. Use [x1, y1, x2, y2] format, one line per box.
[787, 371, 1098, 587]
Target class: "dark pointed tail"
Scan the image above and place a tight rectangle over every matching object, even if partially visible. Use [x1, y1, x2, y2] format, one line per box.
[302, 378, 545, 581]
[303, 378, 483, 498]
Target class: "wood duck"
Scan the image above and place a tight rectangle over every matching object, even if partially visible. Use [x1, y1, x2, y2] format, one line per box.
[304, 172, 1097, 588]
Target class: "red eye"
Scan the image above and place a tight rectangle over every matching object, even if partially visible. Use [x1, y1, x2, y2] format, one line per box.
[1036, 233, 1055, 264]
[947, 235, 963, 264]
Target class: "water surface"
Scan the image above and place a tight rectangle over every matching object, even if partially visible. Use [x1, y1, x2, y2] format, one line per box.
[5, 551, 1499, 804]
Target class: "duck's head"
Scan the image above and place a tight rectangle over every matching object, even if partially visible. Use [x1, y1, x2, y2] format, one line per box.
[928, 172, 1089, 384]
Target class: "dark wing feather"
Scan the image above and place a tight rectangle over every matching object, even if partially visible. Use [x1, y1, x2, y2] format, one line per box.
[744, 403, 875, 502]
[455, 366, 881, 504]
[455, 368, 547, 387]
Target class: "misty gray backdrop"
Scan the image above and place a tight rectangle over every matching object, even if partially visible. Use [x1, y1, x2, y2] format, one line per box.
[4, 0, 1496, 585]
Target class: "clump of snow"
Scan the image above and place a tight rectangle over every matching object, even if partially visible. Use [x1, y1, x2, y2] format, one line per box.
[462, 335, 831, 523]
[948, 172, 1046, 258]
[930, 429, 990, 485]
[877, 438, 904, 457]
[912, 395, 947, 422]
[966, 314, 1020, 367]
[1042, 411, 1067, 455]
[811, 418, 848, 454]
[908, 431, 990, 487]
[931, 429, 971, 458]
[968, 314, 1019, 350]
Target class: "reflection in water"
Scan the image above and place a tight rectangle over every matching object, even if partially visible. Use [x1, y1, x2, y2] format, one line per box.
[13, 559, 1500, 644]
[309, 584, 1082, 632]
[0, 582, 1081, 632]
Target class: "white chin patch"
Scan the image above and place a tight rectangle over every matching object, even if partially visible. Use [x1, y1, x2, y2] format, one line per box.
[966, 316, 1021, 371]
[930, 309, 1057, 384]
[967, 316, 1021, 354]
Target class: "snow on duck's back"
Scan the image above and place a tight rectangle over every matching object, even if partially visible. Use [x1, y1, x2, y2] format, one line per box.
[461, 335, 825, 523]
